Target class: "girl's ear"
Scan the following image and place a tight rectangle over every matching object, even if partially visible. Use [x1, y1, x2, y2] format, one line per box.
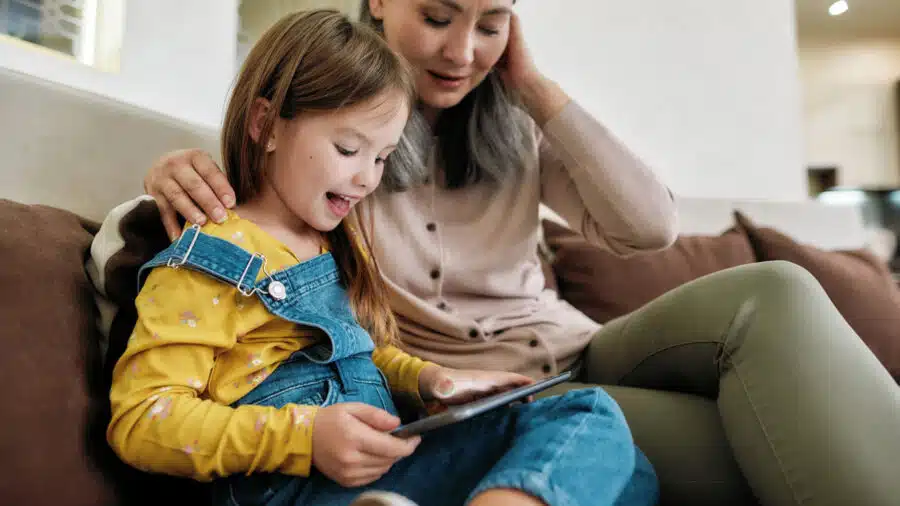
[369, 0, 386, 20]
[249, 98, 276, 151]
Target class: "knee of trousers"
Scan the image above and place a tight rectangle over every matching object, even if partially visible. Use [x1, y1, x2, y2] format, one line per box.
[714, 260, 832, 357]
[739, 260, 823, 299]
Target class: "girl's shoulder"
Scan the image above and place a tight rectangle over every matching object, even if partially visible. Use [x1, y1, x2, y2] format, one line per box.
[196, 210, 303, 273]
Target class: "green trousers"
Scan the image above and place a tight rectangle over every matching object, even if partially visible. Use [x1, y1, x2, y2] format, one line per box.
[546, 261, 900, 506]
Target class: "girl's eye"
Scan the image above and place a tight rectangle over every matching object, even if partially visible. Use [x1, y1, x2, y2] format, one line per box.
[478, 26, 500, 36]
[335, 145, 358, 157]
[424, 15, 450, 27]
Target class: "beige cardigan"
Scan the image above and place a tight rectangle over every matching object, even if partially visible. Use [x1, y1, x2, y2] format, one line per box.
[360, 100, 678, 379]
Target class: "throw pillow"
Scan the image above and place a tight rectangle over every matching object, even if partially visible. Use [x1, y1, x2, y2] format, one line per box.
[734, 210, 900, 380]
[542, 219, 756, 324]
[0, 199, 116, 506]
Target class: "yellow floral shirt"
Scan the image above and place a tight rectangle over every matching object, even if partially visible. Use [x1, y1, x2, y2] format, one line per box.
[107, 211, 432, 481]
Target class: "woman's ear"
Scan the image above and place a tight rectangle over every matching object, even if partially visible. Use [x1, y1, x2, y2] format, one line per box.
[249, 98, 276, 151]
[369, 0, 386, 20]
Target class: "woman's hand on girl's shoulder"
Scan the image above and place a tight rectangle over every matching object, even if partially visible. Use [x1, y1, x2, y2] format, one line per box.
[418, 365, 535, 406]
[311, 402, 420, 488]
[145, 148, 237, 241]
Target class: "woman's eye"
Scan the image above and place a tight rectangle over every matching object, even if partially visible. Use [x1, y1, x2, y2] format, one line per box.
[478, 26, 500, 36]
[424, 15, 450, 27]
[335, 145, 358, 157]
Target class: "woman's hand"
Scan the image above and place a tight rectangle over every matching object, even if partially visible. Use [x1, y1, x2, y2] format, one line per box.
[144, 149, 236, 240]
[496, 13, 541, 93]
[496, 13, 570, 126]
[311, 403, 420, 487]
[418, 364, 534, 406]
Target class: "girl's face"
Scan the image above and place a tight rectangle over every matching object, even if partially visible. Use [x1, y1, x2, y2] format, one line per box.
[256, 90, 409, 233]
[370, 0, 514, 111]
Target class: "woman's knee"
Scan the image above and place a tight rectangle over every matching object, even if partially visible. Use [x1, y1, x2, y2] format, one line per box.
[740, 261, 834, 315]
[742, 260, 820, 292]
[710, 260, 828, 318]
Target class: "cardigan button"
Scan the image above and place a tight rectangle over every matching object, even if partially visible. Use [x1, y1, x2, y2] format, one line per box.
[426, 222, 437, 232]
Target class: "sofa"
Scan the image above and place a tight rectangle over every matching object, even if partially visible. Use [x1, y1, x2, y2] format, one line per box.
[2, 66, 899, 506]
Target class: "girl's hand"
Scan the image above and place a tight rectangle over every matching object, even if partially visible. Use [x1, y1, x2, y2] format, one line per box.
[311, 403, 420, 487]
[144, 149, 237, 241]
[418, 365, 535, 406]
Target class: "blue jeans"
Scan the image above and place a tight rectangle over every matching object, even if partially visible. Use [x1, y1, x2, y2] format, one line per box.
[212, 354, 659, 506]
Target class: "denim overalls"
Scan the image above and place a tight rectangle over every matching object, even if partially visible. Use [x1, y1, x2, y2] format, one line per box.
[140, 226, 659, 506]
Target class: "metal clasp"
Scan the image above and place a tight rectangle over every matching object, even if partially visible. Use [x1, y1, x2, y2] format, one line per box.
[166, 224, 202, 268]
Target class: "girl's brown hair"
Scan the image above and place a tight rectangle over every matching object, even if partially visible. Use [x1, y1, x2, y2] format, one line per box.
[220, 9, 415, 346]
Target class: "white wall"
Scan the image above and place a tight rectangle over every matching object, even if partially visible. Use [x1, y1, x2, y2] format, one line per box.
[798, 39, 900, 188]
[517, 0, 808, 201]
[0, 0, 238, 130]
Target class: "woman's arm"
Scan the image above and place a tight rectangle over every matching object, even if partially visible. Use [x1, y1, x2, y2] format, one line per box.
[534, 86, 678, 256]
[107, 267, 318, 481]
[501, 14, 678, 255]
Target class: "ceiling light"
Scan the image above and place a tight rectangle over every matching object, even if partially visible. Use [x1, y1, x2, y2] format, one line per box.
[829, 0, 849, 16]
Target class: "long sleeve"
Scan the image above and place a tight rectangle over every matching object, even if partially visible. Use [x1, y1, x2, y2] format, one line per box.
[107, 267, 318, 481]
[539, 101, 678, 256]
[372, 345, 433, 401]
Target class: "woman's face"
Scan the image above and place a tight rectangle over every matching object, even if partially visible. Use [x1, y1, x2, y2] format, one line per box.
[370, 0, 514, 111]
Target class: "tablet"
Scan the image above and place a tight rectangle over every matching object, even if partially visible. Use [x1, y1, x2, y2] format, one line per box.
[390, 370, 573, 438]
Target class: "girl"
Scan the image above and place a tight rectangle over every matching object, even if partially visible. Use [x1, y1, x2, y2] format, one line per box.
[107, 10, 657, 506]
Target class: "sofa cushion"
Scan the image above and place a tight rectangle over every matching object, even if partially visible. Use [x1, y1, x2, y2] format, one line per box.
[734, 211, 900, 380]
[0, 199, 115, 506]
[542, 219, 756, 324]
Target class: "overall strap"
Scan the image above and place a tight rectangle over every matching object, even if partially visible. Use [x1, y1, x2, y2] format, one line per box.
[138, 224, 266, 295]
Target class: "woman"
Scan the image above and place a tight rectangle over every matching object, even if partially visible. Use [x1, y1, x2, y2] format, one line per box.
[141, 1, 900, 505]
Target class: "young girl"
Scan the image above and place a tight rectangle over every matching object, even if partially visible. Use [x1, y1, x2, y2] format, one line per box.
[107, 10, 657, 506]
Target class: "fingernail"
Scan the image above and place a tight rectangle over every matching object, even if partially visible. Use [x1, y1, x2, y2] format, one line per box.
[223, 195, 235, 208]
[436, 378, 455, 398]
[212, 208, 227, 223]
[194, 214, 206, 225]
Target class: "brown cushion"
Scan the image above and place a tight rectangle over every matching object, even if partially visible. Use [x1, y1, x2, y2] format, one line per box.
[543, 219, 756, 324]
[0, 199, 116, 506]
[734, 211, 900, 380]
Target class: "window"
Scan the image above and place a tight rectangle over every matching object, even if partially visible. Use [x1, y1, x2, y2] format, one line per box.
[0, 0, 123, 71]
[236, 0, 361, 68]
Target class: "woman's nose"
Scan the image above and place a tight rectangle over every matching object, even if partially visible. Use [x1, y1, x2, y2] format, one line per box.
[442, 29, 476, 67]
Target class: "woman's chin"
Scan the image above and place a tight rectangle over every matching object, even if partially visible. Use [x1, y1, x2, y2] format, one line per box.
[419, 88, 468, 111]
